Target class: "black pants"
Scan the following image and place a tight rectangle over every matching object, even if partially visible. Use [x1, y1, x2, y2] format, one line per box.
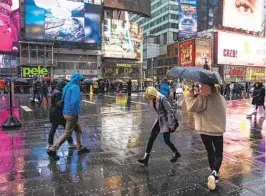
[32, 90, 41, 102]
[173, 92, 176, 100]
[146, 120, 178, 154]
[48, 123, 74, 145]
[200, 134, 223, 172]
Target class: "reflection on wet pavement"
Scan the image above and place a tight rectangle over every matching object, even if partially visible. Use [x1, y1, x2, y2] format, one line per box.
[0, 94, 265, 196]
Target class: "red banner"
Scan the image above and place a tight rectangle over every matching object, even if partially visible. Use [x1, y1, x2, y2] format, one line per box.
[179, 39, 195, 67]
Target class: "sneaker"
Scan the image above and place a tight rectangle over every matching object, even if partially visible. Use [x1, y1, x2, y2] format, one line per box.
[208, 171, 218, 190]
[47, 150, 60, 161]
[78, 146, 90, 155]
[68, 143, 77, 149]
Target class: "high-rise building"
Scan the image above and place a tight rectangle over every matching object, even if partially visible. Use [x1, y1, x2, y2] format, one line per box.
[129, 0, 179, 75]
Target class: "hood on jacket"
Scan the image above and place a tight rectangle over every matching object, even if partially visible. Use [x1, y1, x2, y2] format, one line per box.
[145, 86, 163, 100]
[56, 79, 66, 91]
[62, 72, 83, 99]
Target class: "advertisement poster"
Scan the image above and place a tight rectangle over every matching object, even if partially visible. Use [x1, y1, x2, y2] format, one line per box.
[179, 39, 195, 66]
[217, 31, 265, 66]
[102, 19, 143, 60]
[178, 0, 197, 38]
[223, 0, 263, 32]
[195, 39, 212, 68]
[0, 54, 17, 68]
[104, 0, 151, 17]
[25, 0, 102, 44]
[0, 0, 20, 52]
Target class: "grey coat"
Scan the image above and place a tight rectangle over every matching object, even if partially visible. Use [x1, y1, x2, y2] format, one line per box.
[153, 96, 175, 133]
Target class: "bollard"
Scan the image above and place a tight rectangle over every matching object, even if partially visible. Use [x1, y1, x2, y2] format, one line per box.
[89, 85, 93, 95]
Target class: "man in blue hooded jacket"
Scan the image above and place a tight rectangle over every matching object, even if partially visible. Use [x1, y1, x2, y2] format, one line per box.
[160, 78, 170, 98]
[48, 73, 90, 160]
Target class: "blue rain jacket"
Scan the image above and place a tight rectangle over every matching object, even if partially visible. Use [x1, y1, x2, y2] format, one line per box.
[62, 73, 83, 116]
[160, 82, 170, 97]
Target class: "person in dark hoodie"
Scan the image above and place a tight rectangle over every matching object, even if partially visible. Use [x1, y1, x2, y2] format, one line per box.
[47, 80, 76, 150]
[47, 73, 90, 160]
[248, 82, 265, 118]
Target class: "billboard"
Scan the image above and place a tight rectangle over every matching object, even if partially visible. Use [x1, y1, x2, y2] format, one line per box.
[25, 0, 102, 44]
[195, 39, 212, 68]
[102, 19, 143, 60]
[223, 0, 263, 32]
[104, 0, 151, 17]
[179, 39, 195, 66]
[0, 0, 20, 52]
[178, 0, 197, 38]
[217, 31, 266, 67]
[21, 66, 49, 78]
[0, 54, 17, 68]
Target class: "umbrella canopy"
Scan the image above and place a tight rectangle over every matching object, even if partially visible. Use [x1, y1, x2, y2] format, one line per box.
[92, 77, 98, 81]
[167, 66, 222, 85]
[123, 76, 131, 80]
[15, 78, 28, 84]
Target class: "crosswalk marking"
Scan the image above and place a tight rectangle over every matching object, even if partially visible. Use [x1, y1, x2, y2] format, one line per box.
[21, 106, 33, 112]
[82, 100, 96, 104]
[130, 101, 148, 105]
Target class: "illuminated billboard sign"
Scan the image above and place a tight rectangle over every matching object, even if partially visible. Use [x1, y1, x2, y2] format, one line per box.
[0, 0, 20, 52]
[102, 19, 143, 60]
[179, 39, 195, 66]
[22, 66, 49, 78]
[217, 31, 266, 67]
[104, 0, 151, 17]
[178, 0, 197, 38]
[195, 39, 212, 68]
[223, 0, 263, 32]
[25, 0, 102, 44]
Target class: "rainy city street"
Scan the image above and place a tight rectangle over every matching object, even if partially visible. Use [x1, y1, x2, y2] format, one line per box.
[0, 93, 264, 196]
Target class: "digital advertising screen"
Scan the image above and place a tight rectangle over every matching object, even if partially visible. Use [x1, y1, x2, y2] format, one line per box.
[0, 0, 20, 52]
[104, 0, 151, 17]
[25, 0, 102, 44]
[195, 39, 212, 68]
[178, 0, 197, 38]
[179, 39, 195, 66]
[223, 0, 263, 32]
[0, 54, 17, 68]
[217, 31, 266, 67]
[102, 19, 143, 60]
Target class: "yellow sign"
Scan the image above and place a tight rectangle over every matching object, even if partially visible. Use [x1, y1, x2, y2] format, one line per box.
[116, 64, 131, 68]
[116, 96, 127, 105]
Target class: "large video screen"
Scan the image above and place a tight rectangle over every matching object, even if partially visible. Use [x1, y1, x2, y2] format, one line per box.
[104, 0, 151, 17]
[102, 19, 143, 60]
[0, 0, 20, 52]
[217, 31, 265, 67]
[25, 0, 102, 44]
[178, 0, 197, 38]
[223, 0, 263, 32]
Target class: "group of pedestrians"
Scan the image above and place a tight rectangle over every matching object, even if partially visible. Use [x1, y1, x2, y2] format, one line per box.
[47, 73, 90, 160]
[32, 78, 49, 105]
[248, 82, 265, 118]
[138, 78, 226, 191]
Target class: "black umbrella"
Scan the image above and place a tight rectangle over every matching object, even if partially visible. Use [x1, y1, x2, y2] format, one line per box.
[15, 78, 28, 84]
[167, 66, 222, 84]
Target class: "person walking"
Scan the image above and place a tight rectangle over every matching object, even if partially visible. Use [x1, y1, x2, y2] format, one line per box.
[248, 82, 265, 118]
[127, 79, 132, 97]
[138, 87, 181, 166]
[159, 78, 170, 98]
[47, 80, 76, 150]
[47, 73, 90, 160]
[31, 78, 41, 103]
[41, 80, 49, 104]
[175, 82, 184, 108]
[185, 83, 226, 190]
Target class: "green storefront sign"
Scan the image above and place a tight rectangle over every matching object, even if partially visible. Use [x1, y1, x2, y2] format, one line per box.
[22, 66, 49, 78]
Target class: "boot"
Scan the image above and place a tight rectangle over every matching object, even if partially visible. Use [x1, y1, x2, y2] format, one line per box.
[170, 151, 181, 162]
[138, 153, 150, 166]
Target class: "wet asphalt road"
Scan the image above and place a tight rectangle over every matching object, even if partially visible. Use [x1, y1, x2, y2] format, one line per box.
[0, 93, 265, 196]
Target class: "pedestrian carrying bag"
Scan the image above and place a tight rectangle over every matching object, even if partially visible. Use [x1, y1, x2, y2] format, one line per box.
[153, 98, 179, 133]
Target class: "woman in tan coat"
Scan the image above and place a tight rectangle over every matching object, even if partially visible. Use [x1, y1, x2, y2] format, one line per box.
[185, 83, 226, 190]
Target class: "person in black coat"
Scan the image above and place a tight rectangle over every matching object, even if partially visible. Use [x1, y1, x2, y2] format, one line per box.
[127, 79, 132, 96]
[32, 79, 41, 103]
[47, 80, 76, 150]
[248, 82, 265, 117]
[41, 80, 49, 104]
